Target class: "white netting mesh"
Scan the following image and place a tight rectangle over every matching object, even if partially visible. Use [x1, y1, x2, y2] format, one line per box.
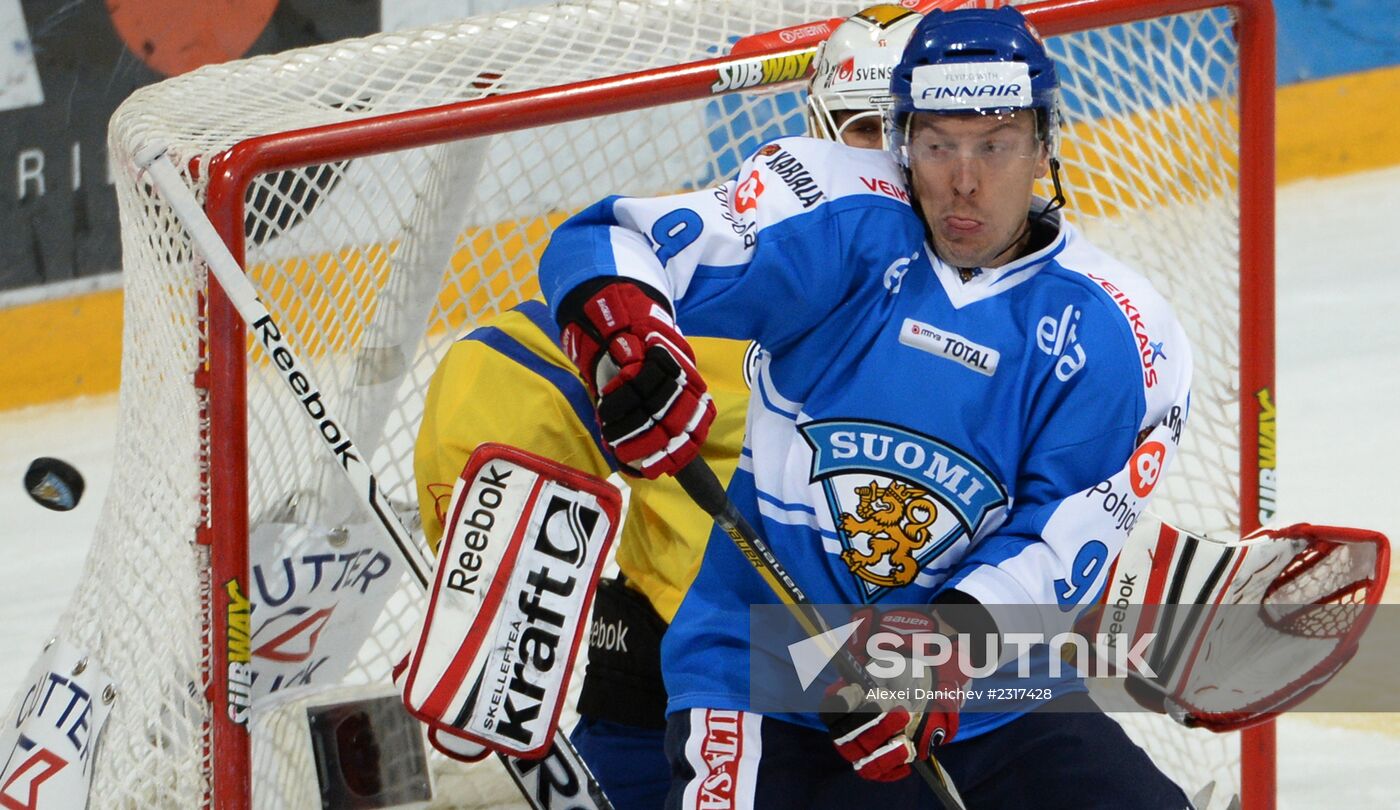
[20, 0, 1264, 807]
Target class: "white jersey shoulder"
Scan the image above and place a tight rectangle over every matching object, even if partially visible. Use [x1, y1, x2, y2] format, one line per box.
[730, 136, 911, 223]
[596, 136, 915, 304]
[1054, 226, 1193, 432]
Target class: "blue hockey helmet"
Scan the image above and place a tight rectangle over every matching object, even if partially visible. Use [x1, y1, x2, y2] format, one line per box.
[886, 6, 1060, 166]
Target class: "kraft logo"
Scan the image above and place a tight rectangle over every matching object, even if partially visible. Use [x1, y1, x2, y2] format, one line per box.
[535, 495, 597, 568]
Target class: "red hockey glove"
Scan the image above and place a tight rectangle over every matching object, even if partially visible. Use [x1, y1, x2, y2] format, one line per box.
[558, 280, 715, 478]
[820, 608, 965, 782]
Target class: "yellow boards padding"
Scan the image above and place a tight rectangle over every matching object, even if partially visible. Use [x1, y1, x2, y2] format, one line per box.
[0, 289, 123, 411]
[241, 211, 570, 367]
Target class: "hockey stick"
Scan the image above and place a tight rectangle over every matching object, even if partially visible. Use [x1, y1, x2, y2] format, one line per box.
[674, 458, 968, 810]
[136, 144, 613, 810]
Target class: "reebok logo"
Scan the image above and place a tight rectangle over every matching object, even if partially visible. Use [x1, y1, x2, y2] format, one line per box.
[589, 617, 629, 653]
[252, 314, 360, 469]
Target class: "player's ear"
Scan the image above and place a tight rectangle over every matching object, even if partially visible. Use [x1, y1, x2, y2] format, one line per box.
[1035, 143, 1050, 179]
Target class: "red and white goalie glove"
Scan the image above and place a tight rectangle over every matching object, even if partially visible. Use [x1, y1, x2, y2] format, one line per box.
[559, 280, 715, 478]
[1090, 517, 1388, 731]
[819, 608, 965, 782]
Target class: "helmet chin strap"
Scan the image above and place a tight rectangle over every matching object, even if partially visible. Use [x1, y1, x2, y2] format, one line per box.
[1035, 157, 1067, 222]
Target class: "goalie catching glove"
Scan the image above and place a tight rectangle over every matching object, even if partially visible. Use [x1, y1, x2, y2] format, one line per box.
[1086, 516, 1389, 731]
[819, 607, 966, 783]
[558, 280, 715, 478]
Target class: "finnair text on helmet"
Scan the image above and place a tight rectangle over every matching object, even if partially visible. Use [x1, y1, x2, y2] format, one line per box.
[921, 83, 1023, 101]
[910, 61, 1033, 111]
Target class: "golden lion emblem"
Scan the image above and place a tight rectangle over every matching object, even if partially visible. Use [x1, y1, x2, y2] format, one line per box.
[839, 479, 938, 588]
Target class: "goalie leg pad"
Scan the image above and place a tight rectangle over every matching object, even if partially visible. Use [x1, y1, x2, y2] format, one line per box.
[400, 443, 622, 759]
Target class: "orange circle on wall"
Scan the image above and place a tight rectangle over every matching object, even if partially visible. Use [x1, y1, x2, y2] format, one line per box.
[106, 0, 280, 77]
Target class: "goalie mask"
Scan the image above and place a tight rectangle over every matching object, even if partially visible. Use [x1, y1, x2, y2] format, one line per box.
[806, 5, 921, 148]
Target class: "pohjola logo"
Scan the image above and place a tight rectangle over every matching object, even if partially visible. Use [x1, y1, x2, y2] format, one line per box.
[483, 494, 598, 746]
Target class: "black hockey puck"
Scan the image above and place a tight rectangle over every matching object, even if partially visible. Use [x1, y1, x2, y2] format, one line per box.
[24, 457, 85, 512]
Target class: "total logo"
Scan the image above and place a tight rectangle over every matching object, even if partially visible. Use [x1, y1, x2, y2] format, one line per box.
[735, 171, 764, 213]
[1036, 304, 1087, 382]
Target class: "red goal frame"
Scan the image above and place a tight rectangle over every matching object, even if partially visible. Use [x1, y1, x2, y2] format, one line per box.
[196, 0, 1277, 807]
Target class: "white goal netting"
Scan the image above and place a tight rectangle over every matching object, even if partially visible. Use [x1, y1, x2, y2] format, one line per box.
[14, 0, 1271, 807]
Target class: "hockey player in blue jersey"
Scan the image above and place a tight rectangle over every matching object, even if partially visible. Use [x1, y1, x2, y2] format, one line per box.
[539, 6, 1194, 808]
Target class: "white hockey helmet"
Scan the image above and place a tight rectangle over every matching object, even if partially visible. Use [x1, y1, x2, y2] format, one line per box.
[807, 5, 923, 147]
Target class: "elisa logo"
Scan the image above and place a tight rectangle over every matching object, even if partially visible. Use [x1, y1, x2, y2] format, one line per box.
[735, 171, 765, 213]
[1036, 304, 1087, 382]
[1129, 441, 1167, 498]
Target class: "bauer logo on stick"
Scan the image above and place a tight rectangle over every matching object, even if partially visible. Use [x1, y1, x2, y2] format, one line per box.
[400, 444, 621, 760]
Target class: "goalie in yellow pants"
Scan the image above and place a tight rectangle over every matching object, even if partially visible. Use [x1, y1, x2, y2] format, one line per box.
[415, 299, 752, 808]
[413, 7, 924, 807]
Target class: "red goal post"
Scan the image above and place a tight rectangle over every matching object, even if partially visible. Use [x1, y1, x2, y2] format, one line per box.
[98, 0, 1277, 808]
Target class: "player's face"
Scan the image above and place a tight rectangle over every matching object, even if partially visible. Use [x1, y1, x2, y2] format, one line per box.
[832, 109, 884, 150]
[906, 111, 1049, 269]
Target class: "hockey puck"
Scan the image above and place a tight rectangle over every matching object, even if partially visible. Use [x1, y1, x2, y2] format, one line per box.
[24, 457, 85, 512]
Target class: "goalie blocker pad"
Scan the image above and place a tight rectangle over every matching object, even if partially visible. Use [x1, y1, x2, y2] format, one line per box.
[1086, 517, 1388, 732]
[401, 443, 622, 759]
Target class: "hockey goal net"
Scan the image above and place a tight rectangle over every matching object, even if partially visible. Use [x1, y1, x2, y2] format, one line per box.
[42, 0, 1276, 806]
